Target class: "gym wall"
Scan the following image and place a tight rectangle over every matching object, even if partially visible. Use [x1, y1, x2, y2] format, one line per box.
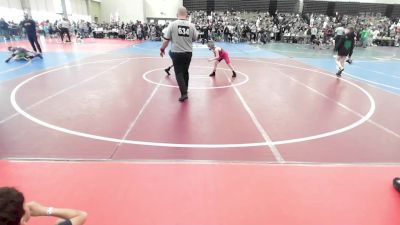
[0, 0, 24, 22]
[0, 0, 91, 22]
[309, 0, 400, 3]
[183, 0, 307, 13]
[145, 0, 183, 19]
[182, 0, 400, 17]
[90, 0, 101, 22]
[101, 0, 183, 23]
[100, 0, 145, 22]
[304, 0, 400, 17]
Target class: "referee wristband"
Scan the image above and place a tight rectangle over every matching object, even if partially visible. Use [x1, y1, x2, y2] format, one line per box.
[47, 207, 54, 215]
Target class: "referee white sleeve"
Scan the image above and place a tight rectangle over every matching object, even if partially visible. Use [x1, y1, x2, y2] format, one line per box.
[164, 24, 172, 40]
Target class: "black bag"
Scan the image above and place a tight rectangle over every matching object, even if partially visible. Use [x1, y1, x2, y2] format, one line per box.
[93, 32, 104, 38]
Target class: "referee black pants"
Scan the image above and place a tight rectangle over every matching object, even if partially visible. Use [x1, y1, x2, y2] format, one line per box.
[170, 52, 192, 96]
[60, 28, 71, 42]
[27, 34, 42, 53]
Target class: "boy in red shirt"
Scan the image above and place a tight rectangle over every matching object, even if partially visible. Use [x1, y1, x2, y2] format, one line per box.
[207, 41, 237, 77]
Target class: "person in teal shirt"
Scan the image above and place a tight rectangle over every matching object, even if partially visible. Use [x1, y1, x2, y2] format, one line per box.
[360, 27, 370, 48]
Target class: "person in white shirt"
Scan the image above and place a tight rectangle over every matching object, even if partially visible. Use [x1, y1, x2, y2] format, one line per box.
[395, 22, 400, 47]
[372, 29, 380, 46]
[310, 25, 318, 44]
[334, 24, 345, 50]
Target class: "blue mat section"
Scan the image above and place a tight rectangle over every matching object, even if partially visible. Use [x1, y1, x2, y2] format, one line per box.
[113, 41, 288, 58]
[0, 52, 93, 81]
[296, 58, 400, 94]
[1, 40, 399, 96]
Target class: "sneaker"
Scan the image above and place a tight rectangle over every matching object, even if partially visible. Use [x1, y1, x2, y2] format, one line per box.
[346, 59, 352, 64]
[209, 71, 216, 77]
[38, 53, 43, 59]
[164, 68, 171, 76]
[232, 71, 237, 77]
[336, 68, 344, 77]
[179, 94, 188, 102]
[394, 177, 400, 192]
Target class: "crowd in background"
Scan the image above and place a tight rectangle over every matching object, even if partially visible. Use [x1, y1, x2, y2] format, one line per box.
[1, 10, 400, 47]
[190, 10, 400, 47]
[0, 16, 167, 42]
[90, 21, 167, 41]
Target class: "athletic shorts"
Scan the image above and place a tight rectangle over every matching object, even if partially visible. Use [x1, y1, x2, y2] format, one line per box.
[58, 219, 72, 225]
[218, 52, 230, 64]
[337, 50, 349, 57]
[311, 35, 316, 42]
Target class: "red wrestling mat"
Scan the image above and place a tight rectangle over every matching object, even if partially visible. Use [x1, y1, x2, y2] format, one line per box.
[1, 57, 399, 163]
[1, 160, 399, 225]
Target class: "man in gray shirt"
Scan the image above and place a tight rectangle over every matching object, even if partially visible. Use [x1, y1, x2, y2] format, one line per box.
[160, 6, 198, 102]
[58, 18, 72, 43]
[334, 24, 345, 50]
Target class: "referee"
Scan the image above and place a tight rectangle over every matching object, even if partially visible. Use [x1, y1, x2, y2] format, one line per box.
[20, 14, 42, 54]
[160, 6, 198, 102]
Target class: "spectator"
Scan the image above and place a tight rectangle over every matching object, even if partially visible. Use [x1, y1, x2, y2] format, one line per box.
[310, 25, 318, 44]
[395, 21, 400, 47]
[1, 10, 398, 46]
[0, 187, 87, 225]
[58, 18, 72, 43]
[0, 18, 10, 40]
[360, 26, 370, 48]
[223, 25, 230, 42]
[19, 15, 42, 53]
